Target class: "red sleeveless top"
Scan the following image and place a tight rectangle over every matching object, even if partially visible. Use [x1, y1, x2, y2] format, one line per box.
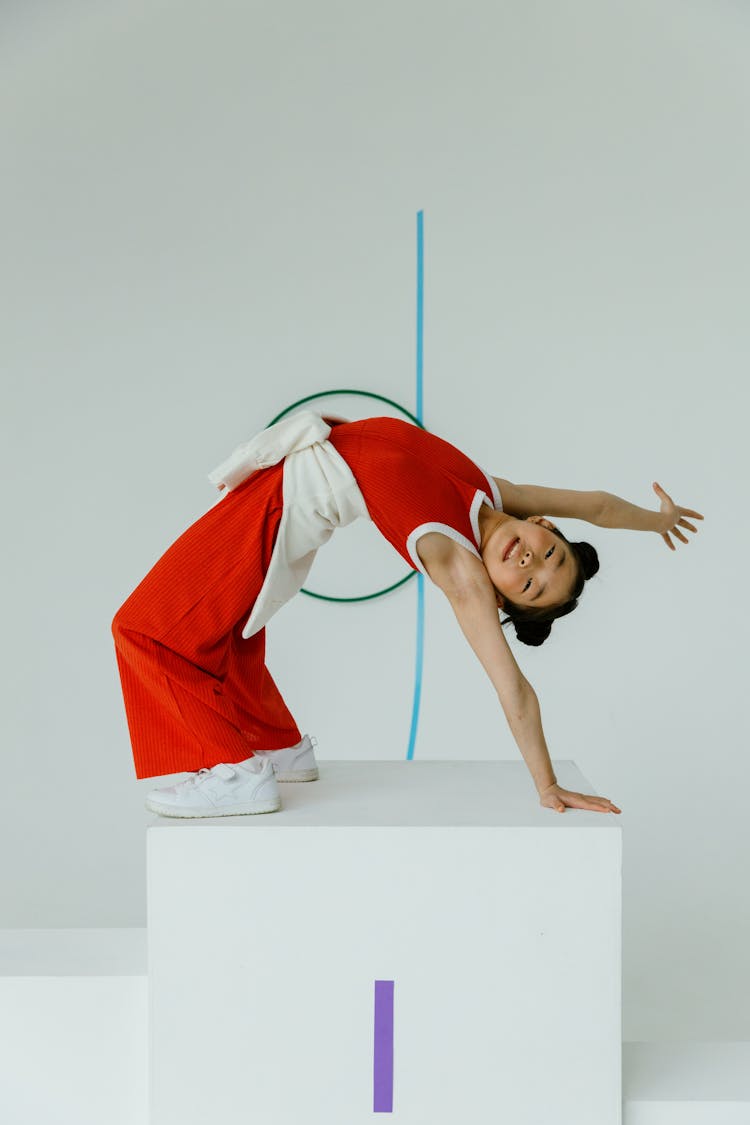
[327, 416, 503, 573]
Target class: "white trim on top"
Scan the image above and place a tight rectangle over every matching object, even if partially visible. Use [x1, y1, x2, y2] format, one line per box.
[477, 465, 503, 510]
[470, 489, 493, 550]
[406, 522, 482, 575]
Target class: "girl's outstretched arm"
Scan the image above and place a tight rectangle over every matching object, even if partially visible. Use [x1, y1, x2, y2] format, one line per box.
[494, 477, 704, 549]
[420, 539, 620, 814]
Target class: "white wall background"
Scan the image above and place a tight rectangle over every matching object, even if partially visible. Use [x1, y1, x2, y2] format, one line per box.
[1, 0, 747, 1042]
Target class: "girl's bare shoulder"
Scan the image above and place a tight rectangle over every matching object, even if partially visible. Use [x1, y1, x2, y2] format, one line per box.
[416, 532, 487, 590]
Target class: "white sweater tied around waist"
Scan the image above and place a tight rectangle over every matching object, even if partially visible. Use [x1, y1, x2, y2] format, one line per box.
[208, 410, 370, 638]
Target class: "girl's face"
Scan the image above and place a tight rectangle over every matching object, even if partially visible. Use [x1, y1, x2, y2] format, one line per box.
[482, 514, 579, 611]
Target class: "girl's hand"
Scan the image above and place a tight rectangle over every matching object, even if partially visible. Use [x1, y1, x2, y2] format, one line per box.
[652, 482, 704, 551]
[539, 783, 621, 815]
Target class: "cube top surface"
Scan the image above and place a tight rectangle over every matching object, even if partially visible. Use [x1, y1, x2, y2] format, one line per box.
[146, 759, 622, 830]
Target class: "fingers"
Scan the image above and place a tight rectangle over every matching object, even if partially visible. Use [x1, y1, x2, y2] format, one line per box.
[557, 793, 622, 814]
[586, 802, 621, 814]
[584, 797, 621, 813]
[664, 521, 700, 547]
[654, 486, 705, 526]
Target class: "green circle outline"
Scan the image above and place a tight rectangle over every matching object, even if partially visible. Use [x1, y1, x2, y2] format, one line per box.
[268, 389, 425, 603]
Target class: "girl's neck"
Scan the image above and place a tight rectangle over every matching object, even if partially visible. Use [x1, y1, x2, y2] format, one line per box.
[478, 505, 511, 552]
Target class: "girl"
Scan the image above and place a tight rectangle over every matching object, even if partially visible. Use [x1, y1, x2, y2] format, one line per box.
[111, 411, 703, 819]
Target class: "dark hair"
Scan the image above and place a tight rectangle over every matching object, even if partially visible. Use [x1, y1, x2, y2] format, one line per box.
[499, 527, 600, 647]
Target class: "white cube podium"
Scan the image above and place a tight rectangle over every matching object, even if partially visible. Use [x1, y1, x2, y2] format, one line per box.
[147, 760, 622, 1125]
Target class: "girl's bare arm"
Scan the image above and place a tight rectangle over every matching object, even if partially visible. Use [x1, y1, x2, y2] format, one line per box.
[493, 478, 609, 524]
[494, 477, 704, 547]
[422, 543, 557, 794]
[421, 539, 622, 813]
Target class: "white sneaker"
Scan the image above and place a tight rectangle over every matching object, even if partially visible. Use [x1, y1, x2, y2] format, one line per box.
[145, 756, 281, 818]
[253, 735, 319, 782]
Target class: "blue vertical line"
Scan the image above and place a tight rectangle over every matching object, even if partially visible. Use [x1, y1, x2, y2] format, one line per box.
[407, 211, 425, 762]
[406, 571, 424, 761]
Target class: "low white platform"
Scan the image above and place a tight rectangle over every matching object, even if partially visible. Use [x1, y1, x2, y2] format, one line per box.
[623, 1041, 750, 1124]
[0, 928, 147, 1125]
[148, 760, 622, 1125]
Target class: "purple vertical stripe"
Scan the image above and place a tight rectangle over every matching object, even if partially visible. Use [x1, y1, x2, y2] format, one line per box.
[373, 979, 394, 1112]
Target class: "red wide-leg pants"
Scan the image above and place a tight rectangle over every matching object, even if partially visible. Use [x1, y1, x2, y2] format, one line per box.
[111, 465, 302, 779]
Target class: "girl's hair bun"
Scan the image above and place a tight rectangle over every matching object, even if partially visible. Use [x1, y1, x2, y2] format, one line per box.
[512, 618, 552, 647]
[575, 540, 600, 581]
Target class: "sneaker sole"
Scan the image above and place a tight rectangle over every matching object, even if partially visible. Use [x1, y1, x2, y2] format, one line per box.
[274, 767, 319, 782]
[145, 796, 281, 818]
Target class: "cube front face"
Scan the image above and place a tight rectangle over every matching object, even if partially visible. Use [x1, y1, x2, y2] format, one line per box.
[149, 826, 621, 1125]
